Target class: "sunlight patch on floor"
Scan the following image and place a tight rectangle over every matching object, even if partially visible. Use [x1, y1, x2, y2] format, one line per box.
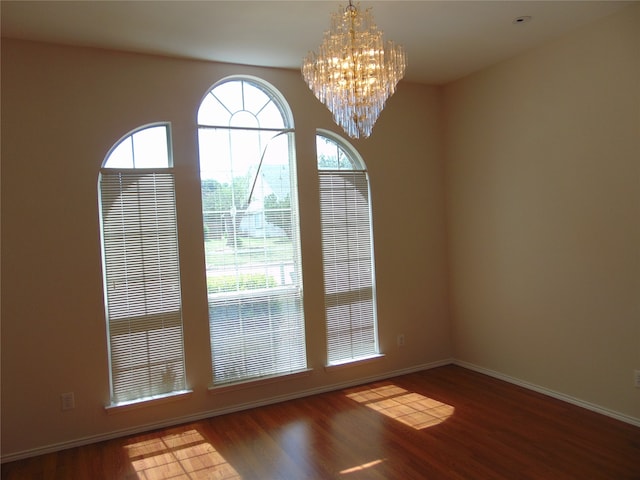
[345, 383, 454, 429]
[124, 428, 240, 479]
[340, 458, 386, 475]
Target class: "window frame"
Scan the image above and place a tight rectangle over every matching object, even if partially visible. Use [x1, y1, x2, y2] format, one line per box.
[316, 129, 382, 367]
[99, 122, 190, 408]
[197, 77, 308, 387]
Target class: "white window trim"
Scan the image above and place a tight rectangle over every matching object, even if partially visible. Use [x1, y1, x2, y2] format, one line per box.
[208, 368, 313, 393]
[105, 390, 194, 414]
[325, 353, 386, 372]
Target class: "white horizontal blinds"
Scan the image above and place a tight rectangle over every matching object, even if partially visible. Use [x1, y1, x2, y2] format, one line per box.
[100, 171, 186, 403]
[208, 289, 305, 383]
[320, 171, 377, 363]
[198, 78, 306, 385]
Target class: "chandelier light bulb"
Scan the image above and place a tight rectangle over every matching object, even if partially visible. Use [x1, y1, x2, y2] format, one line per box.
[302, 1, 407, 139]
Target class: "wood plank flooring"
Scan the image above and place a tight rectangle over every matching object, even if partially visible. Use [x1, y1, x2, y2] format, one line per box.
[2, 365, 639, 479]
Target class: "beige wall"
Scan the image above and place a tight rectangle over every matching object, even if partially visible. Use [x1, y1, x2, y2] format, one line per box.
[444, 4, 640, 419]
[1, 40, 450, 458]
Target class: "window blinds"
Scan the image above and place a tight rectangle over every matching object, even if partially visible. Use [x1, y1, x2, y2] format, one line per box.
[208, 287, 306, 384]
[100, 171, 186, 404]
[319, 171, 378, 364]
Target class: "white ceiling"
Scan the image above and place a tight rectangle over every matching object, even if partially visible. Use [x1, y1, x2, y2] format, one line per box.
[1, 1, 633, 85]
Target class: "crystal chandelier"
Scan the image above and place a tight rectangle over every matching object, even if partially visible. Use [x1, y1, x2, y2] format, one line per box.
[302, 1, 407, 139]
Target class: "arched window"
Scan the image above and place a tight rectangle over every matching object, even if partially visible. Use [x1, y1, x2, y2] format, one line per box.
[316, 130, 380, 365]
[197, 77, 306, 385]
[98, 123, 187, 405]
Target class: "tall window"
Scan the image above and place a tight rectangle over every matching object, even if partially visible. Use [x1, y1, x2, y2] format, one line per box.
[198, 77, 306, 385]
[99, 123, 187, 405]
[317, 131, 379, 365]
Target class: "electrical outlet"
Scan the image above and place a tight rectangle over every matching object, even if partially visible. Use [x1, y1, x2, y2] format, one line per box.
[397, 334, 405, 347]
[634, 370, 640, 388]
[61, 392, 75, 411]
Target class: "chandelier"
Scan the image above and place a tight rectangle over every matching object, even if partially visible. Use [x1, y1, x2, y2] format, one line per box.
[302, 1, 407, 139]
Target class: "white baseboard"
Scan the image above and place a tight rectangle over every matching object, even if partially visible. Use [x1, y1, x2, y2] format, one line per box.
[453, 359, 640, 428]
[1, 358, 453, 463]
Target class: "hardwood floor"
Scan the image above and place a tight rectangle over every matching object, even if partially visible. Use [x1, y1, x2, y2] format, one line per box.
[2, 365, 639, 479]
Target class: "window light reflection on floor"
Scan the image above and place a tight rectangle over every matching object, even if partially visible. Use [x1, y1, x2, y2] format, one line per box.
[340, 458, 386, 475]
[124, 428, 240, 479]
[344, 383, 455, 429]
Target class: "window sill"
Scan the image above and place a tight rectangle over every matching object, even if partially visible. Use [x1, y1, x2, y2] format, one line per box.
[325, 354, 386, 372]
[105, 390, 193, 414]
[209, 368, 313, 393]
